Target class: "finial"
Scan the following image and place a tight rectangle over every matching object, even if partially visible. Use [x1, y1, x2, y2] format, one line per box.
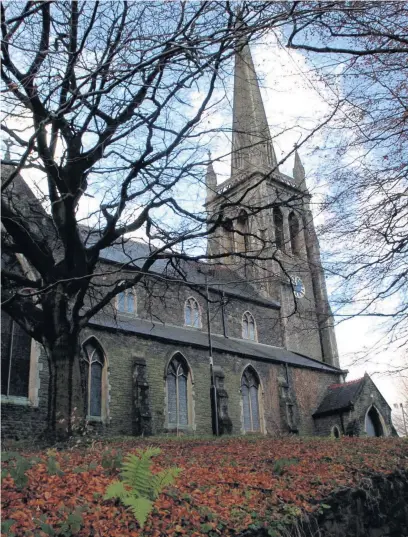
[4, 139, 12, 161]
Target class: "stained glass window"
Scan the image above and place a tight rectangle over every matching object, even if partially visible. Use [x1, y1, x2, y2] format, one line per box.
[242, 312, 256, 341]
[185, 298, 201, 328]
[166, 355, 190, 427]
[241, 367, 261, 432]
[83, 339, 105, 418]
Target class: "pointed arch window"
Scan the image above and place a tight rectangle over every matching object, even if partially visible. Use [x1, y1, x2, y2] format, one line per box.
[365, 406, 384, 437]
[223, 218, 235, 254]
[185, 297, 201, 328]
[166, 354, 191, 427]
[235, 210, 249, 254]
[273, 208, 284, 251]
[289, 212, 301, 256]
[83, 339, 106, 418]
[1, 312, 31, 398]
[241, 367, 261, 433]
[242, 312, 257, 341]
[117, 288, 137, 315]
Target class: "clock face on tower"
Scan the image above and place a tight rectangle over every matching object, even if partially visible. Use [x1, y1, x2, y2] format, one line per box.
[291, 276, 305, 298]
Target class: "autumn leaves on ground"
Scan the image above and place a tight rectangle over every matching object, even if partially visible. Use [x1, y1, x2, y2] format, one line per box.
[2, 436, 408, 537]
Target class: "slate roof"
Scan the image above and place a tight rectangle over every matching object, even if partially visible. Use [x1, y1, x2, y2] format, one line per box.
[90, 316, 343, 374]
[313, 377, 365, 417]
[97, 238, 279, 308]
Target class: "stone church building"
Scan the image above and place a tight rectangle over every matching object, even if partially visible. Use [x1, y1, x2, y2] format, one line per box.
[1, 42, 394, 440]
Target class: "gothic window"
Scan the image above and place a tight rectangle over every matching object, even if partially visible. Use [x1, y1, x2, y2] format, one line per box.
[185, 297, 201, 328]
[331, 425, 341, 439]
[289, 212, 301, 255]
[117, 288, 136, 314]
[223, 218, 235, 254]
[365, 406, 384, 437]
[82, 338, 106, 418]
[273, 208, 284, 251]
[242, 312, 257, 341]
[166, 354, 191, 427]
[1, 312, 31, 398]
[241, 367, 261, 433]
[235, 210, 249, 254]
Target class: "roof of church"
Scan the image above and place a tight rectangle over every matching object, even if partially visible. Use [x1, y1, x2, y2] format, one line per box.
[313, 377, 366, 417]
[99, 239, 279, 308]
[90, 315, 343, 374]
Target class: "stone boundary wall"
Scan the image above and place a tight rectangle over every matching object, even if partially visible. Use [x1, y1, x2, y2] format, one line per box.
[239, 469, 408, 537]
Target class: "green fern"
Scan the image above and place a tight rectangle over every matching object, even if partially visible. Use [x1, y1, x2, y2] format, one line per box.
[104, 447, 181, 528]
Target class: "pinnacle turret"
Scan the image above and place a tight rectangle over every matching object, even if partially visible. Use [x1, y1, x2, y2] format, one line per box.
[293, 150, 306, 190]
[231, 42, 277, 176]
[205, 156, 217, 202]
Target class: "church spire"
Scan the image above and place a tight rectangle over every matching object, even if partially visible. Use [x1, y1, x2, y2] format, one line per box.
[205, 153, 217, 202]
[231, 41, 278, 176]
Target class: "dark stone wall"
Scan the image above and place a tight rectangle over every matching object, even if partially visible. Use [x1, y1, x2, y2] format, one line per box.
[133, 282, 283, 348]
[1, 326, 341, 439]
[1, 343, 48, 441]
[239, 469, 408, 537]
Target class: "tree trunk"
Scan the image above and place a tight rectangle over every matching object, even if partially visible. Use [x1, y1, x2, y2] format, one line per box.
[46, 332, 85, 441]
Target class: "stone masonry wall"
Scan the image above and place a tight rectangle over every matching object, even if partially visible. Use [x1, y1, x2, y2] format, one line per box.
[1, 327, 340, 440]
[1, 343, 48, 441]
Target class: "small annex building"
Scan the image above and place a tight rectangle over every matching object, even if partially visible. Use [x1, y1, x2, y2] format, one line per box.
[1, 39, 396, 441]
[313, 374, 394, 438]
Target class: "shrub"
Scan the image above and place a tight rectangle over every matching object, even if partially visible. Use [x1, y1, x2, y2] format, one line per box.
[104, 447, 181, 528]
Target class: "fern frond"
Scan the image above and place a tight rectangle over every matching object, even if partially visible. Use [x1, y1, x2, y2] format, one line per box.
[121, 453, 152, 498]
[151, 467, 181, 498]
[104, 480, 129, 501]
[123, 496, 153, 529]
[121, 448, 161, 498]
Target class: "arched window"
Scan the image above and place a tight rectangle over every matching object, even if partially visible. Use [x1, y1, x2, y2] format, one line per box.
[223, 218, 235, 254]
[241, 367, 261, 433]
[166, 354, 191, 427]
[1, 312, 31, 398]
[331, 425, 341, 439]
[117, 288, 136, 314]
[365, 406, 384, 437]
[273, 208, 284, 251]
[82, 338, 106, 418]
[242, 312, 257, 341]
[235, 210, 249, 254]
[289, 212, 301, 255]
[184, 297, 201, 328]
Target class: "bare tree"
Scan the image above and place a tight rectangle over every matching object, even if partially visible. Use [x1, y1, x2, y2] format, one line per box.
[2, 1, 331, 439]
[286, 1, 408, 363]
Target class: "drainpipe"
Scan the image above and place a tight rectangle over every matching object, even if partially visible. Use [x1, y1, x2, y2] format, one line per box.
[206, 275, 219, 436]
[221, 291, 228, 338]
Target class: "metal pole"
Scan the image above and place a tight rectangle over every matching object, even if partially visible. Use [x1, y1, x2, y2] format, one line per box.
[206, 275, 219, 436]
[401, 403, 408, 437]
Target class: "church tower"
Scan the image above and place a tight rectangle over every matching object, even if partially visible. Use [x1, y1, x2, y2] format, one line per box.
[205, 39, 339, 367]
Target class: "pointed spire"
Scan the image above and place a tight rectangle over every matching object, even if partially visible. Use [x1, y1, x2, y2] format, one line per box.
[293, 150, 306, 190]
[205, 152, 217, 202]
[231, 41, 277, 176]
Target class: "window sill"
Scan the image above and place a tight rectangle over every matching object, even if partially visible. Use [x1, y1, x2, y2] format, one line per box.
[165, 424, 194, 432]
[87, 416, 104, 423]
[1, 395, 34, 407]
